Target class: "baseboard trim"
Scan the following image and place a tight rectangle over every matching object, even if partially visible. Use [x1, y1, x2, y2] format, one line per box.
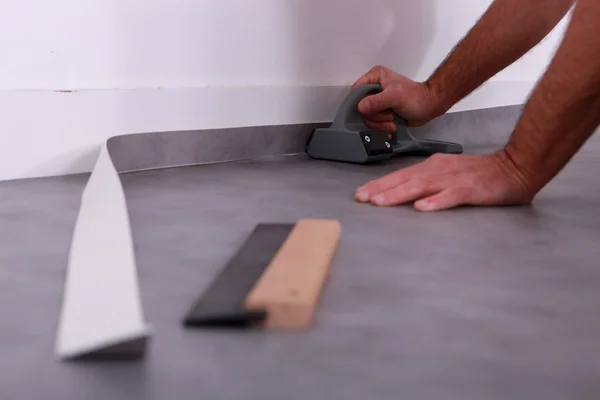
[0, 81, 533, 181]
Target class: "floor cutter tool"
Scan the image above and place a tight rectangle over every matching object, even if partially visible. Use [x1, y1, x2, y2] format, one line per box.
[306, 83, 463, 163]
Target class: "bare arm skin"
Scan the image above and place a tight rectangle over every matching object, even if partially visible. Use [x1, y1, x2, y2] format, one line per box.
[353, 0, 575, 132]
[502, 0, 600, 196]
[427, 0, 576, 116]
[354, 0, 600, 211]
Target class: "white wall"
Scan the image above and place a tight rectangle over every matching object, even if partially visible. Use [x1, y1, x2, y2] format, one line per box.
[0, 0, 568, 181]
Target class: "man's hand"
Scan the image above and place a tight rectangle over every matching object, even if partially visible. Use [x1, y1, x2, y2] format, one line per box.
[351, 66, 445, 133]
[355, 151, 534, 211]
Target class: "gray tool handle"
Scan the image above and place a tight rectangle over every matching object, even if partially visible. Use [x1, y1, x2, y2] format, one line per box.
[331, 83, 409, 136]
[328, 83, 463, 155]
[332, 84, 385, 129]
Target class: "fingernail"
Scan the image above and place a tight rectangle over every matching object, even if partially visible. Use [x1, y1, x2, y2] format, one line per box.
[372, 194, 385, 205]
[356, 189, 369, 202]
[415, 200, 434, 211]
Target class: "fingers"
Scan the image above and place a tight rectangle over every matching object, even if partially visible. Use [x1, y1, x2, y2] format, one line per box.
[365, 111, 394, 123]
[356, 162, 427, 202]
[351, 65, 387, 89]
[357, 178, 472, 210]
[414, 188, 472, 211]
[351, 73, 377, 89]
[352, 66, 400, 130]
[360, 101, 396, 132]
[357, 90, 397, 115]
[363, 120, 396, 133]
[370, 179, 439, 206]
[354, 156, 471, 210]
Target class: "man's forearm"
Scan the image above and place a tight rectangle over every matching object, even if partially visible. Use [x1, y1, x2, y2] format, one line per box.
[426, 0, 574, 113]
[501, 0, 600, 195]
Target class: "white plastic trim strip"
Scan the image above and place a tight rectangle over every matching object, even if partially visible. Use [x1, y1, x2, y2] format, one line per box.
[55, 143, 151, 359]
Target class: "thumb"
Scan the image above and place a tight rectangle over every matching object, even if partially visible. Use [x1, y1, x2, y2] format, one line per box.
[357, 90, 398, 115]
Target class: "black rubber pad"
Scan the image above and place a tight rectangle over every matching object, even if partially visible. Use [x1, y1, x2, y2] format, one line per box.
[182, 223, 295, 328]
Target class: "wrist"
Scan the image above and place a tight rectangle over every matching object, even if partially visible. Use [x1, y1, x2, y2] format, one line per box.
[422, 77, 456, 120]
[493, 146, 545, 200]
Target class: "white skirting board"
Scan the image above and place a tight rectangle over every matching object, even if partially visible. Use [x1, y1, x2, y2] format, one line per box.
[0, 81, 533, 182]
[55, 142, 151, 359]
